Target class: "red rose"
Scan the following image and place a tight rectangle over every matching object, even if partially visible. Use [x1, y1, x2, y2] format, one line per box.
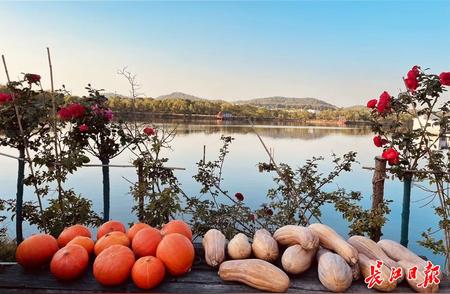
[265, 208, 273, 216]
[373, 136, 388, 147]
[57, 107, 72, 120]
[79, 124, 89, 132]
[235, 192, 244, 201]
[0, 93, 13, 104]
[143, 127, 155, 136]
[24, 73, 41, 84]
[440, 72, 450, 86]
[382, 147, 400, 165]
[367, 99, 377, 109]
[407, 66, 420, 79]
[67, 103, 85, 119]
[404, 66, 420, 92]
[404, 77, 419, 92]
[377, 91, 391, 114]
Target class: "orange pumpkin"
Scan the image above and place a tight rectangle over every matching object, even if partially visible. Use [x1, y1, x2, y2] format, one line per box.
[57, 224, 91, 247]
[127, 223, 151, 241]
[156, 233, 195, 276]
[50, 244, 89, 280]
[132, 256, 165, 289]
[94, 231, 130, 255]
[132, 227, 162, 257]
[67, 236, 95, 255]
[97, 220, 126, 239]
[160, 220, 192, 241]
[16, 234, 59, 270]
[93, 244, 135, 286]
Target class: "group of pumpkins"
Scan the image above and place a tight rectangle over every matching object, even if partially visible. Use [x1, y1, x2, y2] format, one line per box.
[202, 224, 439, 293]
[15, 219, 194, 289]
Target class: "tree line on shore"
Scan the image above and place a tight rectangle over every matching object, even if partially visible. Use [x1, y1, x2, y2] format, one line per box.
[102, 96, 372, 121]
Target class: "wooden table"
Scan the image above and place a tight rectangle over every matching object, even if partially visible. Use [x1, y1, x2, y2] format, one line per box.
[0, 246, 448, 293]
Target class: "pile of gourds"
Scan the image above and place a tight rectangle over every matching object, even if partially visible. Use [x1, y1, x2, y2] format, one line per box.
[15, 219, 195, 289]
[203, 224, 440, 293]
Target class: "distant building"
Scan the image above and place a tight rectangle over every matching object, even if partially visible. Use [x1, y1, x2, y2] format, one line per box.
[216, 111, 233, 120]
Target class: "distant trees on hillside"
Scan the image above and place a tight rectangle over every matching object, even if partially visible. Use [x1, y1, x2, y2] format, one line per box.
[103, 96, 370, 121]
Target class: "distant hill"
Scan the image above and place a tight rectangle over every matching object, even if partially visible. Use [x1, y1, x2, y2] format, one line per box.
[106, 91, 340, 110]
[234, 97, 337, 110]
[156, 92, 205, 101]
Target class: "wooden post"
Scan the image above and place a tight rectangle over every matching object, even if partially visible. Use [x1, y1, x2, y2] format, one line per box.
[137, 159, 145, 222]
[15, 147, 25, 244]
[101, 158, 110, 221]
[370, 156, 387, 241]
[401, 172, 413, 247]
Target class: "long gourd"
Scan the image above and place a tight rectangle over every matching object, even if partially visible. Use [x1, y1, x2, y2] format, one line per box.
[358, 253, 397, 292]
[218, 259, 290, 293]
[309, 223, 358, 265]
[273, 225, 319, 250]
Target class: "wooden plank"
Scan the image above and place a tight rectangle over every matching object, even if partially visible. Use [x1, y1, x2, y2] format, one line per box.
[0, 244, 448, 293]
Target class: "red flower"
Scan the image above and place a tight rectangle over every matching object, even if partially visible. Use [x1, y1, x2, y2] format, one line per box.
[373, 136, 388, 147]
[57, 107, 72, 120]
[265, 208, 273, 216]
[367, 99, 377, 109]
[248, 214, 256, 221]
[404, 66, 420, 92]
[382, 147, 400, 166]
[407, 66, 420, 79]
[0, 93, 13, 104]
[404, 77, 419, 92]
[235, 192, 244, 201]
[440, 72, 450, 86]
[67, 103, 85, 119]
[377, 91, 391, 114]
[24, 73, 41, 84]
[57, 103, 86, 120]
[143, 127, 155, 136]
[79, 124, 89, 132]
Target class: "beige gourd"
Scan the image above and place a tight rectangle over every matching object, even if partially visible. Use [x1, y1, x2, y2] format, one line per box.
[317, 248, 353, 292]
[378, 239, 426, 266]
[358, 253, 397, 292]
[227, 233, 252, 260]
[218, 259, 290, 293]
[252, 229, 279, 262]
[273, 225, 319, 250]
[281, 245, 316, 274]
[309, 223, 358, 265]
[397, 259, 439, 293]
[348, 236, 400, 271]
[203, 229, 226, 267]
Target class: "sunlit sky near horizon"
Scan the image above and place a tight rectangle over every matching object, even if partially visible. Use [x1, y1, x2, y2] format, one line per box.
[1, 1, 449, 107]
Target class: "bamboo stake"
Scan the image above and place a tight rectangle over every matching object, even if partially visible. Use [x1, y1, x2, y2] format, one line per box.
[47, 47, 66, 218]
[2, 54, 47, 233]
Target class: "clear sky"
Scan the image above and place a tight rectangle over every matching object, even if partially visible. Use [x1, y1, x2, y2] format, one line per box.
[1, 1, 449, 106]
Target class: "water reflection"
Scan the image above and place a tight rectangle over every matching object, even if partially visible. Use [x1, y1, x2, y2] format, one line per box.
[148, 120, 372, 140]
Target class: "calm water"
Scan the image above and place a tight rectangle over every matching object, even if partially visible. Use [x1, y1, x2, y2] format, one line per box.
[0, 122, 443, 265]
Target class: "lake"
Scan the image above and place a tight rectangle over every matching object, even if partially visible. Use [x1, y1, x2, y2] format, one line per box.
[0, 121, 443, 266]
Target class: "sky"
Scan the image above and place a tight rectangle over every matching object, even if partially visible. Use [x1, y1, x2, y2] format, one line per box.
[0, 1, 449, 107]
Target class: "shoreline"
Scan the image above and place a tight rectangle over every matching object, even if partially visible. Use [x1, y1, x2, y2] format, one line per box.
[115, 112, 371, 127]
